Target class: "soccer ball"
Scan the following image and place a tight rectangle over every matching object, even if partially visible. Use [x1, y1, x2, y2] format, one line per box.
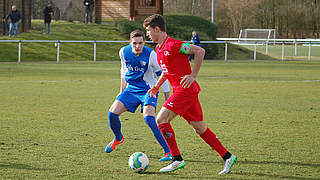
[128, 152, 149, 173]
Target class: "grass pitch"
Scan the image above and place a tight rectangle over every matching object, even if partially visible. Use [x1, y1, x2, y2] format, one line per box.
[0, 61, 319, 179]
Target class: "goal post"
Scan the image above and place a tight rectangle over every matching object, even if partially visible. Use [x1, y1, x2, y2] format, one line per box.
[238, 29, 276, 45]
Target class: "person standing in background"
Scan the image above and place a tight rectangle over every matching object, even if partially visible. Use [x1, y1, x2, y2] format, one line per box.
[84, 0, 94, 23]
[5, 5, 21, 38]
[189, 31, 201, 61]
[43, 2, 54, 35]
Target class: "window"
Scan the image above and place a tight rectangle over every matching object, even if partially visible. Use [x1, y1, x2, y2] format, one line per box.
[139, 0, 155, 7]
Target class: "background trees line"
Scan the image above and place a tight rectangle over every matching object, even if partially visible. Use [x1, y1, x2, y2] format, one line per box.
[164, 0, 320, 38]
[31, 0, 319, 39]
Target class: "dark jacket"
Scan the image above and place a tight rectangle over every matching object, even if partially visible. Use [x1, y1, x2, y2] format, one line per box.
[84, 0, 94, 11]
[43, 6, 54, 23]
[191, 34, 201, 46]
[6, 10, 21, 23]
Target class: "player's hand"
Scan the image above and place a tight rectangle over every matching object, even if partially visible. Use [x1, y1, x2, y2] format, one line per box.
[147, 86, 159, 98]
[180, 75, 194, 88]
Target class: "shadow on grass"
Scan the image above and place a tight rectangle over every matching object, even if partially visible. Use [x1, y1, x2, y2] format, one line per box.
[0, 162, 52, 171]
[179, 159, 320, 168]
[142, 171, 178, 175]
[234, 171, 318, 180]
[241, 160, 320, 168]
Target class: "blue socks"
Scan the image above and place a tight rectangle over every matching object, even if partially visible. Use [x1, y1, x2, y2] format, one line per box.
[108, 111, 123, 141]
[144, 115, 170, 154]
[108, 112, 170, 154]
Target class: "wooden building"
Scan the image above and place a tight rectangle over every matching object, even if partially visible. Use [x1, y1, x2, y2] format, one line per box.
[95, 0, 163, 23]
[0, 0, 32, 36]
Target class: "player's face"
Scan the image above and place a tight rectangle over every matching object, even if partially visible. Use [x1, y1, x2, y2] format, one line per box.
[130, 36, 145, 55]
[145, 26, 158, 43]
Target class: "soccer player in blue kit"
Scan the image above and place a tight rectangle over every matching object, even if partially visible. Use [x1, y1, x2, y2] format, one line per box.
[105, 30, 172, 161]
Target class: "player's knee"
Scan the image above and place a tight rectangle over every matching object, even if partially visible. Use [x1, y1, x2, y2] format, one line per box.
[156, 115, 168, 125]
[143, 106, 155, 117]
[193, 127, 205, 135]
[191, 121, 207, 135]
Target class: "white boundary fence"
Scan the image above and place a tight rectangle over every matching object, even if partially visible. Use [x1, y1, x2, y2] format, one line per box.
[0, 39, 319, 63]
[217, 38, 320, 61]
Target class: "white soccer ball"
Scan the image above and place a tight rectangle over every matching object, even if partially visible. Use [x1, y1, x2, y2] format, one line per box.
[128, 152, 149, 173]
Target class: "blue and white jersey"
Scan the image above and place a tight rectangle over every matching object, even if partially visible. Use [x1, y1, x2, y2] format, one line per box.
[119, 45, 170, 92]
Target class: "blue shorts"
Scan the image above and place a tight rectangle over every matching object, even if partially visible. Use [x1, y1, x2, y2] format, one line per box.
[116, 87, 158, 113]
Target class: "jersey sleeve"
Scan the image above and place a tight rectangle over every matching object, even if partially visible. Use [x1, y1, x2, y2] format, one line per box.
[119, 47, 127, 78]
[149, 51, 161, 72]
[149, 51, 170, 93]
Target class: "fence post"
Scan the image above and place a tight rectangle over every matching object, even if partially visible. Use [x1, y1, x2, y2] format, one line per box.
[94, 41, 97, 63]
[294, 40, 297, 56]
[18, 40, 21, 64]
[57, 41, 60, 63]
[225, 42, 228, 61]
[282, 42, 285, 61]
[308, 42, 311, 61]
[254, 42, 257, 62]
[265, 41, 269, 55]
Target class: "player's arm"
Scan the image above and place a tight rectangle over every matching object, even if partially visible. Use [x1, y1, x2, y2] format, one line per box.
[148, 72, 168, 98]
[155, 70, 170, 100]
[119, 77, 127, 93]
[119, 48, 128, 95]
[149, 51, 170, 99]
[179, 43, 205, 88]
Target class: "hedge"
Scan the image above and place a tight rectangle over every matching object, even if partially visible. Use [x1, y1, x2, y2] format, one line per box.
[115, 14, 218, 59]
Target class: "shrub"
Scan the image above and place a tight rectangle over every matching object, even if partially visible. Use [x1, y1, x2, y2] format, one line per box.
[115, 14, 218, 59]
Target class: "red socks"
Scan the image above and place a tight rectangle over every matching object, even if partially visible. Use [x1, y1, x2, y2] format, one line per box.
[200, 128, 227, 157]
[158, 124, 228, 158]
[158, 123, 181, 157]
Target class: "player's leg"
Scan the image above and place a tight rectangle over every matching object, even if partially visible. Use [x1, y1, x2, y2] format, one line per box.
[105, 100, 127, 153]
[106, 88, 141, 153]
[157, 107, 185, 172]
[183, 97, 237, 174]
[143, 105, 172, 161]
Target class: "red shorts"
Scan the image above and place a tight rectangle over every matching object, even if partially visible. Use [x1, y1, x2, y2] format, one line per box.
[163, 88, 203, 123]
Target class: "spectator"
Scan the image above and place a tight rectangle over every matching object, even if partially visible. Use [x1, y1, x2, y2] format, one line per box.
[5, 5, 21, 38]
[84, 0, 94, 23]
[43, 2, 54, 34]
[189, 31, 201, 61]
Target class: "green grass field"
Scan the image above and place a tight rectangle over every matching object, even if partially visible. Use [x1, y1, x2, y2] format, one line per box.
[242, 44, 320, 61]
[1, 61, 320, 179]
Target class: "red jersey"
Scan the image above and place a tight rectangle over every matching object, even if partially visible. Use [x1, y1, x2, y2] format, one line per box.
[156, 36, 200, 93]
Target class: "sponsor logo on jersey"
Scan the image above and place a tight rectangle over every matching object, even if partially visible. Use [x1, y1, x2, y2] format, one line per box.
[127, 64, 145, 72]
[164, 50, 170, 56]
[160, 64, 168, 73]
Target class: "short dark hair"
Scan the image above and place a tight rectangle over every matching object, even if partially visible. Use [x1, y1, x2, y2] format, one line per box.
[143, 14, 166, 32]
[130, 29, 145, 40]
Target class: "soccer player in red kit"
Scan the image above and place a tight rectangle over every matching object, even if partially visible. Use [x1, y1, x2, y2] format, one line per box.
[143, 14, 237, 174]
